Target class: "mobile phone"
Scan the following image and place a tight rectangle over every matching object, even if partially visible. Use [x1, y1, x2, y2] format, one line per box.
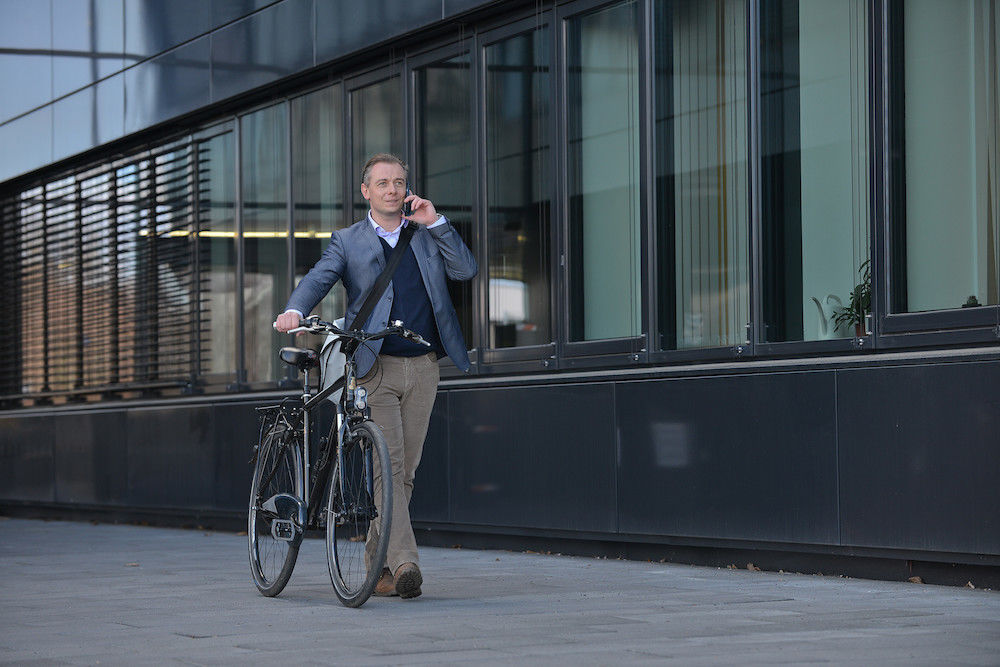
[402, 183, 412, 217]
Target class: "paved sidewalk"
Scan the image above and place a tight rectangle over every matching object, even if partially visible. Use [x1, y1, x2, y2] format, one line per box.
[1, 518, 998, 665]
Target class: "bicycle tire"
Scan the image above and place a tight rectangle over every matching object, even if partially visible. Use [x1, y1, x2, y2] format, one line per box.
[325, 419, 392, 607]
[248, 419, 304, 597]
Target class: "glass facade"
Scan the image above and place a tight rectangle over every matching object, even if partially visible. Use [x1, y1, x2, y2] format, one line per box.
[1, 0, 998, 406]
[415, 52, 475, 350]
[291, 85, 345, 327]
[893, 0, 1000, 313]
[655, 0, 749, 351]
[485, 26, 552, 350]
[760, 0, 870, 341]
[568, 0, 641, 342]
[241, 104, 289, 384]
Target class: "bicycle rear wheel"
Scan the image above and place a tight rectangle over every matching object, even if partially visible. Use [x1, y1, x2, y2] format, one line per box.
[248, 419, 304, 597]
[325, 419, 392, 607]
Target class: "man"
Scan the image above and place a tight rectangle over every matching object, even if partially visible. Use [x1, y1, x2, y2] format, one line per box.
[274, 153, 476, 599]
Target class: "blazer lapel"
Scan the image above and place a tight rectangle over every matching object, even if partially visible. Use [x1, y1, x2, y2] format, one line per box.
[361, 218, 387, 270]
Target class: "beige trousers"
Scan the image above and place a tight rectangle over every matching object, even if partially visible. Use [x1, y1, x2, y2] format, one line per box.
[361, 352, 439, 573]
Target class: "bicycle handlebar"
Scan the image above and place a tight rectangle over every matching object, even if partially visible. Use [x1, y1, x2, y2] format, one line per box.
[276, 316, 431, 347]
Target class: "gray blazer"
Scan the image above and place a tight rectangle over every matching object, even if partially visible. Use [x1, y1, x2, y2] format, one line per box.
[285, 217, 477, 376]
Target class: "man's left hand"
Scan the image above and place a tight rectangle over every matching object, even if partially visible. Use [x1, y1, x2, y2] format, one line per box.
[403, 194, 439, 225]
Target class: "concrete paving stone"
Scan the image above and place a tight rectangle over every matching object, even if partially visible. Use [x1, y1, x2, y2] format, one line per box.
[2, 518, 999, 665]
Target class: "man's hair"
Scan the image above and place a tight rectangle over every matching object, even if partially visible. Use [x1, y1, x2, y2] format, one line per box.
[361, 153, 408, 185]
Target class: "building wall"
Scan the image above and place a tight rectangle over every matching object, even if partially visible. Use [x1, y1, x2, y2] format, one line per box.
[0, 0, 496, 184]
[2, 354, 998, 560]
[1, 0, 999, 568]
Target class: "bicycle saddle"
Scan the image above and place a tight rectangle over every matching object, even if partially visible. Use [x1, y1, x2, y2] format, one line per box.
[279, 347, 319, 370]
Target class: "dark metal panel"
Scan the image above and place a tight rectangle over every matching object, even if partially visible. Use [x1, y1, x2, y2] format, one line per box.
[212, 401, 268, 510]
[448, 384, 617, 532]
[210, 0, 314, 103]
[838, 361, 1000, 554]
[0, 415, 55, 502]
[617, 372, 840, 543]
[0, 107, 53, 184]
[53, 411, 127, 505]
[444, 0, 499, 17]
[52, 0, 125, 99]
[124, 0, 213, 60]
[410, 394, 449, 522]
[125, 405, 215, 507]
[315, 1, 442, 65]
[0, 0, 53, 122]
[124, 37, 211, 134]
[211, 0, 277, 28]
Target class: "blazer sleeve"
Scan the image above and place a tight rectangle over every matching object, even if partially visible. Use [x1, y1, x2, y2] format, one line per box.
[426, 218, 478, 281]
[284, 231, 347, 315]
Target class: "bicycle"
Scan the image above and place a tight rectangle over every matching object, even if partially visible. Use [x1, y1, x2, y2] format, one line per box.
[248, 316, 430, 607]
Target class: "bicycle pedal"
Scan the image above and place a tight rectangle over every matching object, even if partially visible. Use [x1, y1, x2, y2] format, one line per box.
[271, 519, 297, 542]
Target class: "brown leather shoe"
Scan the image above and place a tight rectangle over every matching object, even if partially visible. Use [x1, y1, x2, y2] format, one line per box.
[374, 568, 397, 597]
[393, 562, 422, 599]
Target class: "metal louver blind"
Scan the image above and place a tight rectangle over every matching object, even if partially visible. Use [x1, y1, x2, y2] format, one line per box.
[0, 136, 199, 404]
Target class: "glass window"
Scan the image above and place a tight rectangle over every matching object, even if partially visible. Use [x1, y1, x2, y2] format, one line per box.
[19, 186, 46, 393]
[415, 53, 475, 349]
[350, 76, 403, 220]
[654, 0, 749, 350]
[197, 132, 237, 379]
[45, 176, 80, 391]
[80, 169, 115, 388]
[242, 105, 289, 383]
[893, 0, 1000, 313]
[115, 160, 150, 385]
[291, 85, 345, 325]
[760, 0, 870, 341]
[567, 0, 641, 342]
[485, 26, 552, 349]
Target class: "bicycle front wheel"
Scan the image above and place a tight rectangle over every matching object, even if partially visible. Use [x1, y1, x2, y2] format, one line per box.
[326, 419, 392, 607]
[248, 420, 303, 597]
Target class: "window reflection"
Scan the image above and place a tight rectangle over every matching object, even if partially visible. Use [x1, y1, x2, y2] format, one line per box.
[292, 85, 345, 327]
[655, 0, 749, 350]
[760, 0, 870, 341]
[567, 1, 641, 342]
[197, 132, 236, 378]
[242, 105, 289, 383]
[415, 53, 475, 350]
[351, 76, 403, 220]
[486, 27, 551, 349]
[894, 0, 1000, 312]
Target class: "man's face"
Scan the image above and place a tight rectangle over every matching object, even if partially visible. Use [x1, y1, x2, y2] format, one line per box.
[361, 161, 406, 218]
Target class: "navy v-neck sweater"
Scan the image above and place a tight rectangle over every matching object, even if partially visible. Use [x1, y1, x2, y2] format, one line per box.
[378, 237, 444, 358]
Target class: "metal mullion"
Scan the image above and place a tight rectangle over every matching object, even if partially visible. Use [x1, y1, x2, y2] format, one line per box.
[640, 0, 656, 364]
[872, 0, 890, 348]
[74, 178, 84, 389]
[284, 98, 296, 386]
[233, 115, 248, 390]
[747, 0, 762, 359]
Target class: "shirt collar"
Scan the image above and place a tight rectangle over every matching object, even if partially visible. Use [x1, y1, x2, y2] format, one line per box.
[368, 211, 407, 239]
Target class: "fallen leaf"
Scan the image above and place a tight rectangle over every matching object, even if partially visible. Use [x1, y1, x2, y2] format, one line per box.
[235, 531, 247, 536]
[908, 576, 923, 584]
[747, 563, 761, 572]
[125, 562, 139, 567]
[966, 581, 975, 589]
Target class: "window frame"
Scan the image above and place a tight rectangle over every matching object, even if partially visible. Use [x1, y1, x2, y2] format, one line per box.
[876, 0, 1000, 349]
[556, 0, 650, 371]
[408, 42, 482, 378]
[477, 13, 562, 374]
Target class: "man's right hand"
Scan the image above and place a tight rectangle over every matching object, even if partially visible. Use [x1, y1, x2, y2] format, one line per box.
[273, 310, 302, 333]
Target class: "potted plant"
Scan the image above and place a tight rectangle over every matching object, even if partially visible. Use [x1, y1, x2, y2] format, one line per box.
[834, 259, 871, 337]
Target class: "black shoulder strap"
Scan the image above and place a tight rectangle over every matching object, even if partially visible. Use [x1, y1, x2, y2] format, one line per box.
[347, 223, 416, 331]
